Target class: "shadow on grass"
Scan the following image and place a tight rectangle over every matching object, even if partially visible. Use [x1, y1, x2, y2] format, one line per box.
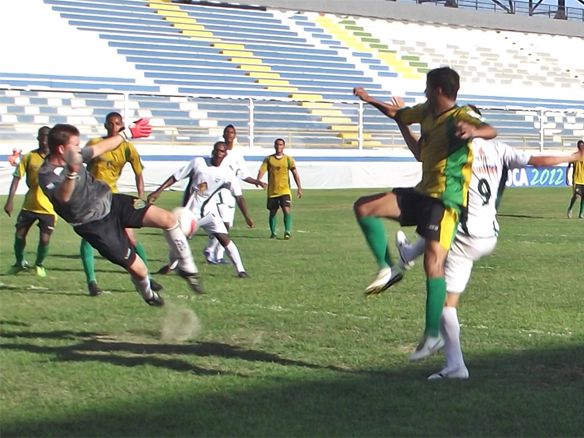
[497, 213, 548, 219]
[1, 328, 583, 436]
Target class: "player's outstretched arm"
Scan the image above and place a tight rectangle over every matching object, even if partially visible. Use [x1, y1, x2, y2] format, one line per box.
[86, 119, 152, 159]
[528, 148, 584, 167]
[353, 87, 400, 119]
[147, 175, 178, 204]
[243, 176, 266, 189]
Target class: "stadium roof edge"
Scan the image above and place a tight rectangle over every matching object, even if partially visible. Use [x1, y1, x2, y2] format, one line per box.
[200, 0, 584, 37]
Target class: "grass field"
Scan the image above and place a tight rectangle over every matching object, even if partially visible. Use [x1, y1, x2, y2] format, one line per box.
[1, 187, 583, 437]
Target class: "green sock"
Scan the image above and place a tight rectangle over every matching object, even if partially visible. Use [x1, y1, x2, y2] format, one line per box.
[134, 241, 148, 266]
[14, 235, 25, 265]
[80, 239, 96, 284]
[579, 200, 584, 217]
[568, 195, 577, 211]
[35, 243, 49, 267]
[283, 212, 292, 234]
[357, 216, 393, 269]
[425, 277, 446, 337]
[269, 213, 277, 235]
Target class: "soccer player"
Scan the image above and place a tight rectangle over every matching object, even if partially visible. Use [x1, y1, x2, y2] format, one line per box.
[202, 125, 264, 263]
[566, 139, 584, 219]
[148, 141, 260, 278]
[81, 112, 161, 296]
[393, 107, 584, 379]
[38, 121, 202, 306]
[256, 138, 303, 239]
[352, 67, 497, 360]
[4, 126, 56, 277]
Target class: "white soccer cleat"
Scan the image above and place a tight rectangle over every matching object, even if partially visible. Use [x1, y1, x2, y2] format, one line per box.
[364, 265, 404, 296]
[395, 230, 415, 271]
[427, 365, 469, 381]
[409, 335, 445, 361]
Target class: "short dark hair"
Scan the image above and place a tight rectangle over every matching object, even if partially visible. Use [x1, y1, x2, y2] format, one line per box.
[577, 140, 584, 149]
[48, 124, 80, 154]
[105, 112, 122, 123]
[37, 126, 50, 136]
[427, 67, 460, 100]
[223, 124, 236, 134]
[274, 138, 285, 145]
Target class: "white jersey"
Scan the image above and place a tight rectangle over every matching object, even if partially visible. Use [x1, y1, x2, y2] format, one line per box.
[219, 146, 250, 180]
[173, 157, 242, 219]
[464, 139, 531, 238]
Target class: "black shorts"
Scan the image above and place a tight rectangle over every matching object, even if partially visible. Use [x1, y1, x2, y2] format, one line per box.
[267, 195, 291, 210]
[574, 184, 584, 196]
[393, 188, 459, 250]
[15, 210, 56, 234]
[73, 194, 151, 269]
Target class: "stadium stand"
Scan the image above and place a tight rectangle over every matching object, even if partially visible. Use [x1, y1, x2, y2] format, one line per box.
[0, 0, 583, 152]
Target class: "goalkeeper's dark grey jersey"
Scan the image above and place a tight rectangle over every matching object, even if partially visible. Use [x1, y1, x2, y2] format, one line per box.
[39, 148, 112, 226]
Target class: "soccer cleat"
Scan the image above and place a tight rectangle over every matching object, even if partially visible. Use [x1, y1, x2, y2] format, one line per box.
[567, 209, 573, 218]
[35, 265, 47, 278]
[177, 269, 204, 295]
[88, 281, 103, 297]
[237, 271, 249, 278]
[428, 366, 469, 381]
[364, 266, 404, 296]
[155, 264, 173, 275]
[150, 278, 163, 292]
[269, 234, 277, 239]
[7, 261, 30, 275]
[143, 291, 165, 307]
[284, 232, 291, 240]
[395, 230, 415, 271]
[409, 335, 445, 362]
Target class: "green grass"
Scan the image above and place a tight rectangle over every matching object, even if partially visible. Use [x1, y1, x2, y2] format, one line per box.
[1, 188, 583, 437]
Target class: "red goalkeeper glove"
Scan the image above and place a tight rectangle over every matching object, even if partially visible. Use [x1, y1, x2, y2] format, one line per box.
[120, 118, 152, 140]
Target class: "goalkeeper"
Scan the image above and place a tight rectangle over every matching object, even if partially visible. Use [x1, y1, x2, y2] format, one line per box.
[38, 121, 202, 306]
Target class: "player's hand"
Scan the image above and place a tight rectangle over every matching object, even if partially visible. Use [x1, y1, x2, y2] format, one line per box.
[353, 87, 370, 102]
[64, 147, 83, 173]
[455, 121, 476, 140]
[146, 191, 160, 204]
[390, 96, 406, 108]
[297, 188, 303, 199]
[256, 180, 267, 189]
[3, 200, 13, 217]
[120, 118, 152, 140]
[245, 217, 254, 228]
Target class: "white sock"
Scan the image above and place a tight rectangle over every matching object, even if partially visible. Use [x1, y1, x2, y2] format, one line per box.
[164, 223, 198, 274]
[215, 244, 226, 261]
[406, 235, 426, 262]
[440, 306, 465, 371]
[225, 241, 245, 273]
[131, 275, 153, 300]
[205, 237, 219, 257]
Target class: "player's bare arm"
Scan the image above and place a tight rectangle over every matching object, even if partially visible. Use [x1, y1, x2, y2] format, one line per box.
[390, 97, 422, 161]
[529, 148, 584, 167]
[292, 168, 303, 198]
[455, 121, 497, 140]
[3, 176, 21, 216]
[353, 87, 400, 119]
[147, 175, 178, 203]
[235, 196, 254, 228]
[85, 119, 152, 159]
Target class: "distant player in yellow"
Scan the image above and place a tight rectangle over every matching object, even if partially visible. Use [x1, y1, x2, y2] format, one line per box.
[4, 126, 56, 277]
[256, 138, 303, 239]
[566, 139, 584, 219]
[82, 112, 161, 296]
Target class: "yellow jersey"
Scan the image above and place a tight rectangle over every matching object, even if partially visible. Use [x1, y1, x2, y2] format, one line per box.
[259, 154, 296, 198]
[86, 138, 144, 192]
[572, 159, 584, 185]
[396, 103, 486, 210]
[14, 150, 56, 215]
